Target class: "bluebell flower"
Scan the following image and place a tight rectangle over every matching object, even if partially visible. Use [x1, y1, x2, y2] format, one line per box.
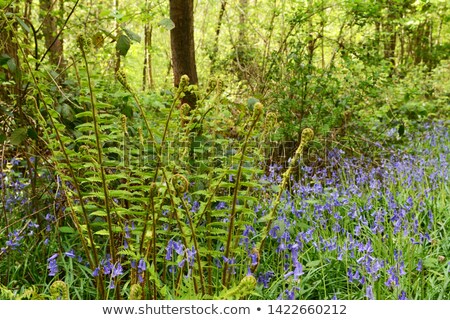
[269, 225, 280, 238]
[186, 246, 196, 266]
[365, 285, 374, 300]
[190, 201, 200, 213]
[47, 253, 59, 276]
[416, 259, 423, 272]
[65, 249, 76, 258]
[112, 262, 123, 277]
[215, 202, 227, 210]
[285, 289, 295, 300]
[384, 267, 399, 288]
[249, 252, 258, 266]
[138, 258, 146, 272]
[124, 222, 131, 239]
[257, 271, 274, 288]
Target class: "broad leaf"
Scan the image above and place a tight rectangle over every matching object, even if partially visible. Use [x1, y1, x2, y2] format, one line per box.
[59, 226, 76, 234]
[158, 18, 175, 31]
[116, 34, 131, 56]
[123, 27, 141, 43]
[15, 16, 30, 33]
[10, 127, 28, 145]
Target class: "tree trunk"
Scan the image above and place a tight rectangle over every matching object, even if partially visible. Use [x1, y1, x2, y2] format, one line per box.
[40, 0, 64, 71]
[114, 0, 121, 73]
[235, 0, 248, 81]
[143, 24, 154, 90]
[210, 0, 227, 74]
[0, 5, 20, 105]
[169, 0, 198, 107]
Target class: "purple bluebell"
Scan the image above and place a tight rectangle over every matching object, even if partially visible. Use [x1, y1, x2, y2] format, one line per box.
[365, 285, 374, 300]
[65, 249, 76, 258]
[138, 258, 146, 272]
[186, 246, 196, 266]
[112, 262, 123, 277]
[257, 271, 274, 288]
[47, 253, 59, 276]
[417, 259, 423, 272]
[398, 291, 407, 300]
[124, 222, 131, 239]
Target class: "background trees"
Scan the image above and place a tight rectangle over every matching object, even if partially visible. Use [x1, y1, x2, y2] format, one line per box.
[169, 0, 198, 107]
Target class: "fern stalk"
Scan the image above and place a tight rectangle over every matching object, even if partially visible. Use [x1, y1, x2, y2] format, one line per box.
[79, 36, 119, 298]
[222, 103, 263, 287]
[254, 128, 314, 271]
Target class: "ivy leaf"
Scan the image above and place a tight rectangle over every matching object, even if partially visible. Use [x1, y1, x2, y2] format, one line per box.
[116, 34, 131, 56]
[158, 18, 175, 31]
[10, 127, 28, 145]
[123, 27, 141, 43]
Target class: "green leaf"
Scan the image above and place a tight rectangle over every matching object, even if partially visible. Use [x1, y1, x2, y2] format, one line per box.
[247, 97, 260, 110]
[27, 128, 38, 140]
[306, 260, 321, 268]
[95, 229, 110, 236]
[15, 16, 30, 33]
[90, 210, 107, 217]
[58, 104, 75, 122]
[123, 27, 141, 43]
[0, 133, 6, 143]
[6, 58, 16, 73]
[0, 54, 11, 66]
[158, 18, 175, 31]
[116, 34, 131, 56]
[10, 127, 28, 145]
[75, 111, 93, 119]
[59, 226, 75, 234]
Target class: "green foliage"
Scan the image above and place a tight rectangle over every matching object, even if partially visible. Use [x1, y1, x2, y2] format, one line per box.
[0, 0, 449, 301]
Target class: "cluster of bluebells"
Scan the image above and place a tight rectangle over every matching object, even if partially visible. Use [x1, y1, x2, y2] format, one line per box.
[253, 122, 449, 299]
[91, 255, 126, 289]
[1, 158, 29, 212]
[1, 220, 40, 256]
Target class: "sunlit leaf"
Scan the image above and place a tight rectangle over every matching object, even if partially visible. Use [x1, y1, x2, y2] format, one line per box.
[158, 18, 175, 31]
[123, 27, 141, 43]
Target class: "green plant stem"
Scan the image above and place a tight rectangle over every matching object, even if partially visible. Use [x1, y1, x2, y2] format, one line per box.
[178, 189, 206, 295]
[222, 105, 263, 288]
